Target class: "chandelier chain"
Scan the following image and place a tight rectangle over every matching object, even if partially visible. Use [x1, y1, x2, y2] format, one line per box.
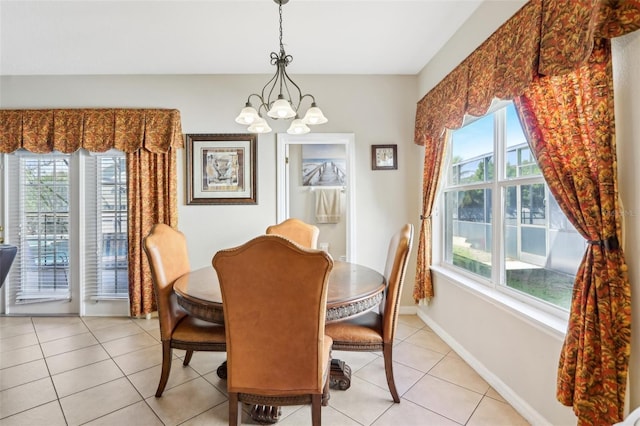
[279, 2, 284, 55]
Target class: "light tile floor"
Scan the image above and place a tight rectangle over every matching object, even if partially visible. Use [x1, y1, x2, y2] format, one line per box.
[0, 315, 530, 426]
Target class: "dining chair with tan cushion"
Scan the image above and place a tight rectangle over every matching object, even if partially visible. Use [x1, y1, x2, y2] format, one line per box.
[143, 223, 226, 397]
[265, 217, 320, 249]
[212, 234, 333, 426]
[324, 223, 414, 403]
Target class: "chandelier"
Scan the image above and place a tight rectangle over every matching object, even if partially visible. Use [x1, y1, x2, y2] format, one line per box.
[234, 0, 328, 135]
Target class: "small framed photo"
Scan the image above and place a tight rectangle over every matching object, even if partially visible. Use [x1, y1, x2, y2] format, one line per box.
[371, 144, 397, 170]
[185, 133, 257, 205]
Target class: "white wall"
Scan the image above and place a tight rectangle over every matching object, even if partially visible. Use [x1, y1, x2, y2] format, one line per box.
[415, 2, 640, 425]
[0, 73, 422, 307]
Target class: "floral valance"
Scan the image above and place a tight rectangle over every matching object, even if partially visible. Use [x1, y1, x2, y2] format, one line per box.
[0, 108, 184, 154]
[414, 0, 640, 146]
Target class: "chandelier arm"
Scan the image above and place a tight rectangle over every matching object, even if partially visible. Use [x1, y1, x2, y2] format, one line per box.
[280, 65, 304, 112]
[259, 66, 280, 109]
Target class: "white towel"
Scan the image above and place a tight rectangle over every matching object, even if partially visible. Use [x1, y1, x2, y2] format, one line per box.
[315, 188, 342, 224]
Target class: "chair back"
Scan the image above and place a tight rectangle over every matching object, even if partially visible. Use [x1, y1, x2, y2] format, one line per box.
[381, 224, 414, 343]
[213, 234, 333, 395]
[266, 218, 320, 249]
[143, 223, 190, 341]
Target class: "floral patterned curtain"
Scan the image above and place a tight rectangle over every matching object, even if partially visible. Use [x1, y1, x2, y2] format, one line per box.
[514, 39, 630, 426]
[0, 108, 183, 317]
[413, 130, 447, 303]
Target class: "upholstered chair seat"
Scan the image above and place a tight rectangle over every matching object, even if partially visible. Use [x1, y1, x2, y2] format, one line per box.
[323, 312, 383, 345]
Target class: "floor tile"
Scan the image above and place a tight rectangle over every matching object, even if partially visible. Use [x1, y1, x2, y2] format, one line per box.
[112, 345, 163, 375]
[128, 358, 201, 398]
[0, 377, 57, 419]
[328, 376, 396, 425]
[91, 322, 150, 343]
[82, 400, 164, 426]
[36, 322, 90, 343]
[145, 377, 227, 425]
[0, 344, 43, 370]
[404, 328, 452, 355]
[100, 332, 158, 358]
[372, 398, 460, 426]
[354, 355, 425, 399]
[392, 340, 446, 373]
[467, 395, 530, 426]
[0, 400, 67, 426]
[58, 377, 142, 426]
[45, 344, 110, 375]
[398, 315, 428, 330]
[0, 322, 35, 340]
[428, 354, 489, 394]
[51, 358, 123, 397]
[40, 332, 98, 357]
[0, 332, 39, 353]
[403, 374, 483, 424]
[0, 358, 49, 391]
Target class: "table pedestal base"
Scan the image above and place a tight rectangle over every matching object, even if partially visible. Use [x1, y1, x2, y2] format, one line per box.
[329, 359, 352, 390]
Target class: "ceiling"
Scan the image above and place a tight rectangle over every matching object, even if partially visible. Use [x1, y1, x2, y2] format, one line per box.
[0, 0, 487, 76]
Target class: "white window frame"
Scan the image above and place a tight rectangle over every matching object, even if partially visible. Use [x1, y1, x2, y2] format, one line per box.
[2, 149, 129, 316]
[433, 100, 573, 330]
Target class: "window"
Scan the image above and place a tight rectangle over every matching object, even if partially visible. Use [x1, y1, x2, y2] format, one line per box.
[5, 149, 129, 315]
[440, 102, 585, 311]
[88, 153, 129, 299]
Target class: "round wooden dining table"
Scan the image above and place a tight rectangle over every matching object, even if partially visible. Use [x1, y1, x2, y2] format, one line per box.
[173, 260, 386, 325]
[173, 260, 385, 423]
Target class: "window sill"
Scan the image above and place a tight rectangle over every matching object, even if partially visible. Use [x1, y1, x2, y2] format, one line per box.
[430, 264, 568, 339]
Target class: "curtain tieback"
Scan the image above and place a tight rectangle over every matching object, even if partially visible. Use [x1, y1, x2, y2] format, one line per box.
[588, 236, 619, 251]
[420, 215, 431, 220]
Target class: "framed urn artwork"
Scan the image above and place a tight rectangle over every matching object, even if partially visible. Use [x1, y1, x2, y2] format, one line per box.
[185, 133, 257, 205]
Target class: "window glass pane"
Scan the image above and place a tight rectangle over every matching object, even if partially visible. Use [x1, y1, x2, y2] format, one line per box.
[98, 156, 128, 296]
[520, 183, 546, 226]
[505, 104, 540, 178]
[21, 157, 70, 297]
[503, 184, 583, 310]
[444, 190, 492, 279]
[450, 113, 494, 185]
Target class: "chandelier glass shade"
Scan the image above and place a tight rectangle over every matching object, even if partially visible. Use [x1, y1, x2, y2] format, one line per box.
[235, 0, 327, 135]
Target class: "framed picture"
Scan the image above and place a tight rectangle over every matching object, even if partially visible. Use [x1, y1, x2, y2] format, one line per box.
[371, 144, 397, 170]
[185, 133, 257, 205]
[301, 144, 347, 186]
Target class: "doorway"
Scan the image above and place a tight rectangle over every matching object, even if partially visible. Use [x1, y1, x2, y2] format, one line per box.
[276, 133, 356, 261]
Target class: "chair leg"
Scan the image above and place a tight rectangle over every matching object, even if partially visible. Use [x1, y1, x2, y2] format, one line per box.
[383, 344, 400, 403]
[228, 392, 241, 426]
[311, 394, 322, 426]
[155, 341, 173, 397]
[183, 349, 194, 366]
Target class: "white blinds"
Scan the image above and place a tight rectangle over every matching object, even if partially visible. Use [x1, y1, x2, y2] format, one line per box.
[7, 151, 72, 304]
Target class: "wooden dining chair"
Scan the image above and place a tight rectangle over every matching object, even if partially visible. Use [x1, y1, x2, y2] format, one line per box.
[266, 217, 320, 249]
[143, 223, 226, 397]
[212, 234, 334, 426]
[324, 223, 414, 403]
